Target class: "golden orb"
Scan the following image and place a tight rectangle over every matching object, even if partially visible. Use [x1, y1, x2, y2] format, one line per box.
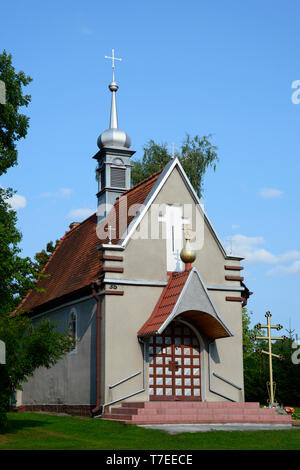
[180, 240, 196, 264]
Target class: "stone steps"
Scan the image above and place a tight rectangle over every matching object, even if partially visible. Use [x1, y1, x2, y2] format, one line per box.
[101, 401, 292, 426]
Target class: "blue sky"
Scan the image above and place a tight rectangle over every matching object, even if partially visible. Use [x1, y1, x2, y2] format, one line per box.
[1, 0, 300, 335]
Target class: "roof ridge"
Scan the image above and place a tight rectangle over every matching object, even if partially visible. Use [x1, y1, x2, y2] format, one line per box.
[12, 228, 70, 315]
[121, 169, 163, 197]
[64, 212, 96, 238]
[13, 213, 99, 314]
[171, 270, 188, 277]
[62, 172, 162, 235]
[15, 168, 163, 315]
[137, 270, 189, 337]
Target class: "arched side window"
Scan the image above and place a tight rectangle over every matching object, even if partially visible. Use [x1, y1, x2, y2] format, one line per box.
[69, 308, 78, 353]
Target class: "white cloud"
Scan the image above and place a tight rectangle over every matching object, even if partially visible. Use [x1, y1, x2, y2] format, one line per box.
[67, 208, 93, 220]
[225, 234, 300, 266]
[259, 188, 283, 199]
[232, 224, 240, 230]
[40, 188, 72, 199]
[267, 261, 300, 277]
[79, 26, 94, 35]
[58, 188, 72, 198]
[7, 194, 26, 210]
[226, 234, 264, 259]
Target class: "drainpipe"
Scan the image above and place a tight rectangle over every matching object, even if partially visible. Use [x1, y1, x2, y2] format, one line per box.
[91, 282, 102, 415]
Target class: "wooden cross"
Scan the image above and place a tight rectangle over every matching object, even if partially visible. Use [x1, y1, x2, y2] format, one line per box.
[254, 311, 287, 406]
[105, 49, 122, 81]
[168, 359, 179, 373]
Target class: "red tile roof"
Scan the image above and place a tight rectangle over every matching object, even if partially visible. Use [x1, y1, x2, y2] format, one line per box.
[16, 170, 163, 314]
[98, 169, 163, 245]
[15, 213, 101, 314]
[138, 268, 232, 339]
[138, 270, 190, 336]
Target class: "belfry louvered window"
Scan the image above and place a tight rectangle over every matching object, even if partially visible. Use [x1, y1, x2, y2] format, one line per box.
[111, 167, 126, 188]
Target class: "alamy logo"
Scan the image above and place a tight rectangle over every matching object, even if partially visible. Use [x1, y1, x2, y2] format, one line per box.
[0, 80, 5, 104]
[291, 80, 300, 104]
[291, 340, 300, 365]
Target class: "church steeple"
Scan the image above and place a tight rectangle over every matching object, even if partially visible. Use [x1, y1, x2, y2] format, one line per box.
[97, 49, 131, 150]
[94, 49, 135, 223]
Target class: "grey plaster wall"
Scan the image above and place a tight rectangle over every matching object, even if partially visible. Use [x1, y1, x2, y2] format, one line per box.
[101, 165, 245, 405]
[21, 297, 97, 406]
[20, 164, 246, 408]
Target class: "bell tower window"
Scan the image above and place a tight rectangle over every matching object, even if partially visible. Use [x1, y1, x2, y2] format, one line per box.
[111, 166, 126, 188]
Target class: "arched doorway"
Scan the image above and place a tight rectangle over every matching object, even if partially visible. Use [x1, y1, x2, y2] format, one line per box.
[148, 321, 201, 400]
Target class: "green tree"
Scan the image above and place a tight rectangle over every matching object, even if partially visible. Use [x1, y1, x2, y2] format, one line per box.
[242, 308, 300, 406]
[0, 314, 74, 429]
[0, 51, 74, 429]
[33, 239, 60, 273]
[0, 50, 36, 314]
[131, 134, 219, 198]
[242, 308, 269, 403]
[270, 337, 300, 406]
[0, 188, 38, 315]
[0, 50, 32, 175]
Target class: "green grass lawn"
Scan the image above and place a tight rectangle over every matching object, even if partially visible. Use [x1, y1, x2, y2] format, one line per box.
[0, 412, 299, 450]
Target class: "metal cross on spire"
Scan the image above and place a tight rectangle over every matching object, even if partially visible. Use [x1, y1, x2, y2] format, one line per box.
[107, 225, 116, 245]
[183, 224, 192, 242]
[105, 49, 122, 81]
[169, 142, 178, 159]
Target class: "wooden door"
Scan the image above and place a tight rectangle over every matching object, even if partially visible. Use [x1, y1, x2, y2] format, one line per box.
[148, 322, 201, 400]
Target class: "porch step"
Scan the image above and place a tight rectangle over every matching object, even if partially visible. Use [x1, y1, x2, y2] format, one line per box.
[101, 401, 292, 426]
[141, 401, 261, 409]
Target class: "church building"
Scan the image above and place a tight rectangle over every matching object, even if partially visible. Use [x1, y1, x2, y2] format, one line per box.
[15, 53, 252, 418]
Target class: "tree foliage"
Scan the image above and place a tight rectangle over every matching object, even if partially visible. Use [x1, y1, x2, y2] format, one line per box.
[0, 314, 74, 429]
[242, 308, 300, 406]
[242, 308, 269, 403]
[131, 134, 219, 198]
[0, 188, 37, 315]
[0, 51, 73, 430]
[33, 239, 59, 274]
[0, 50, 32, 175]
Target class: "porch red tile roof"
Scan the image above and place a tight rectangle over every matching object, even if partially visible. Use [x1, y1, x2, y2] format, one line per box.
[137, 270, 190, 336]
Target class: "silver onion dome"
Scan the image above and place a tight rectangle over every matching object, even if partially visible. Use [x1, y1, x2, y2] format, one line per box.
[97, 128, 131, 149]
[97, 80, 131, 149]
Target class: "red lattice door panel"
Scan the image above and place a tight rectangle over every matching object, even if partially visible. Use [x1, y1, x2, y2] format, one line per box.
[148, 322, 201, 401]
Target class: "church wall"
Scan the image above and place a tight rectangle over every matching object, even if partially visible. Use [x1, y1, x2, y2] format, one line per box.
[20, 165, 245, 409]
[102, 165, 245, 404]
[102, 285, 163, 405]
[207, 290, 245, 402]
[120, 166, 240, 286]
[21, 297, 97, 408]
